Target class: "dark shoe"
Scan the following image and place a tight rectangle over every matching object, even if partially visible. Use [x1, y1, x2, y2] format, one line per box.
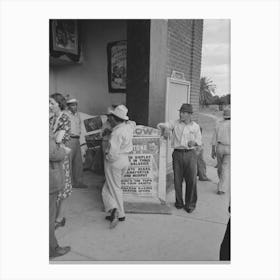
[199, 177, 211, 181]
[175, 203, 184, 209]
[184, 208, 195, 213]
[105, 216, 125, 222]
[55, 217, 66, 230]
[73, 183, 88, 189]
[110, 208, 119, 229]
[50, 246, 71, 259]
[217, 191, 225, 195]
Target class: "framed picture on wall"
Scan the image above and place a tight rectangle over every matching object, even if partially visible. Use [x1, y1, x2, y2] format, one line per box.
[107, 40, 127, 93]
[51, 20, 78, 55]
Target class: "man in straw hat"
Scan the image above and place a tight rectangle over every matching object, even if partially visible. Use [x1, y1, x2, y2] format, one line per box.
[101, 104, 136, 228]
[66, 96, 88, 189]
[157, 103, 202, 213]
[211, 107, 231, 195]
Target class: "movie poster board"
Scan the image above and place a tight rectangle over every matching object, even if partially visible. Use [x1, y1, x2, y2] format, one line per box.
[121, 125, 166, 203]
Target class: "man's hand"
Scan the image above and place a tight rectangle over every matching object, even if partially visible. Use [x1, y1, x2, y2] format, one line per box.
[195, 145, 202, 155]
[102, 128, 112, 137]
[187, 140, 197, 148]
[163, 128, 171, 139]
[211, 146, 216, 159]
[63, 146, 71, 155]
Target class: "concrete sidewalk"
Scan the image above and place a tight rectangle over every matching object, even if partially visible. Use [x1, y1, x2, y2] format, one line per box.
[52, 165, 230, 263]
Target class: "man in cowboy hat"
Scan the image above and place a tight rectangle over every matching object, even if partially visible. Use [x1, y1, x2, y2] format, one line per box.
[66, 96, 87, 189]
[101, 104, 136, 228]
[211, 107, 231, 195]
[157, 103, 202, 213]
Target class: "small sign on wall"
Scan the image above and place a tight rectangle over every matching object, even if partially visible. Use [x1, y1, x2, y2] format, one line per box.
[107, 40, 127, 93]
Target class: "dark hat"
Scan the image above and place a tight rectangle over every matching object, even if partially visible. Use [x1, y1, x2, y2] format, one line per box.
[179, 103, 193, 113]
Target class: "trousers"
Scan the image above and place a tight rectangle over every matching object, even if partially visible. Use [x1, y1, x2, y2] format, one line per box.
[220, 218, 231, 261]
[69, 138, 83, 187]
[49, 192, 58, 256]
[197, 148, 208, 179]
[216, 143, 230, 193]
[102, 155, 129, 218]
[172, 149, 198, 210]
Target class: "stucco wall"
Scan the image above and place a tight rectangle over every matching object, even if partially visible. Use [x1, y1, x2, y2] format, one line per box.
[49, 20, 127, 115]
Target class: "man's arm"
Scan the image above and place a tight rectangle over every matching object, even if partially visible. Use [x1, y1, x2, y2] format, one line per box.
[157, 120, 175, 139]
[211, 126, 218, 159]
[188, 124, 202, 151]
[106, 133, 121, 162]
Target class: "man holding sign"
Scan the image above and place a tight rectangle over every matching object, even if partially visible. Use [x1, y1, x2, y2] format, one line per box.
[157, 103, 202, 213]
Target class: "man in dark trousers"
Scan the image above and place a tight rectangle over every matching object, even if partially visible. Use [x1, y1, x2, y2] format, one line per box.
[157, 103, 202, 213]
[49, 133, 71, 259]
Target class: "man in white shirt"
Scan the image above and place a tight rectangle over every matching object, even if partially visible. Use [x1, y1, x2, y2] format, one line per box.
[67, 97, 87, 189]
[157, 103, 202, 213]
[211, 107, 231, 194]
[101, 105, 136, 228]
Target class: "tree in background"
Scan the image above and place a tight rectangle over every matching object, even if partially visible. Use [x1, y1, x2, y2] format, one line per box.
[200, 77, 230, 109]
[199, 77, 216, 107]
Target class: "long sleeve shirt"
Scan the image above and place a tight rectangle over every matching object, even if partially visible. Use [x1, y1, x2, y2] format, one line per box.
[106, 121, 136, 162]
[68, 111, 82, 136]
[157, 120, 202, 149]
[211, 119, 230, 146]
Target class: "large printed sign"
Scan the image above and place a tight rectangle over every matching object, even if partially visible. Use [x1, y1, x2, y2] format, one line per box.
[121, 126, 166, 202]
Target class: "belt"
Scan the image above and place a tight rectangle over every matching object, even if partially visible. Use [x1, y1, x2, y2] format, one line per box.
[70, 135, 80, 139]
[218, 142, 230, 145]
[174, 148, 192, 152]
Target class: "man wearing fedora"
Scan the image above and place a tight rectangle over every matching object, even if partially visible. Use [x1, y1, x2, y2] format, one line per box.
[66, 97, 87, 189]
[211, 107, 231, 195]
[101, 104, 136, 228]
[157, 103, 202, 213]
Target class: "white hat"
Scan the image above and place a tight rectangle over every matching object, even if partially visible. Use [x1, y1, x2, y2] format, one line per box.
[109, 105, 129, 120]
[66, 97, 78, 104]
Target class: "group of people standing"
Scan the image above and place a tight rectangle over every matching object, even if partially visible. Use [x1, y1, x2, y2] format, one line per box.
[49, 93, 135, 258]
[49, 94, 230, 260]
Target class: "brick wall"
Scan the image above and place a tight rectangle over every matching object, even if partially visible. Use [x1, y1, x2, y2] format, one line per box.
[166, 19, 203, 120]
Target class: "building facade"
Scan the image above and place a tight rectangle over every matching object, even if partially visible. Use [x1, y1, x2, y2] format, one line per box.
[49, 19, 203, 126]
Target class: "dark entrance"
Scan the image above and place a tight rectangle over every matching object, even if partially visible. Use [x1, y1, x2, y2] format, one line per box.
[126, 20, 151, 126]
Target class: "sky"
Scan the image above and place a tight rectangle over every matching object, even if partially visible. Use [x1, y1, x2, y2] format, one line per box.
[201, 19, 230, 96]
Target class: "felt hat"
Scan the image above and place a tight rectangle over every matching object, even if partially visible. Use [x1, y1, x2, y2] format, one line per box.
[109, 105, 129, 120]
[179, 103, 193, 113]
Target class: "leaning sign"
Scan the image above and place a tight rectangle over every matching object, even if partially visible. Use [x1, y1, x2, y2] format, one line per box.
[121, 125, 166, 203]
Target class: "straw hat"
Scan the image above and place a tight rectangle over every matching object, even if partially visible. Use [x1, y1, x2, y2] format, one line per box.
[66, 96, 78, 104]
[109, 105, 129, 120]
